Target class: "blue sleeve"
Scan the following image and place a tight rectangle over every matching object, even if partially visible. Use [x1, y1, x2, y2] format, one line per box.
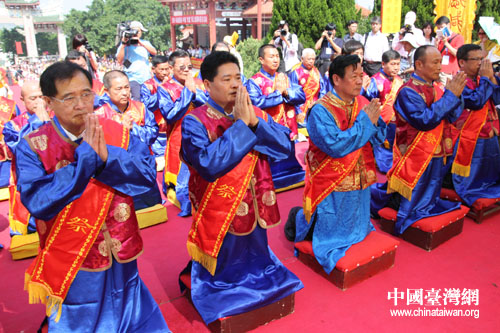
[130, 108, 159, 146]
[288, 70, 304, 115]
[462, 77, 497, 110]
[252, 115, 292, 160]
[93, 93, 109, 109]
[95, 133, 157, 197]
[319, 75, 327, 98]
[363, 78, 380, 101]
[15, 104, 21, 116]
[284, 82, 306, 106]
[140, 83, 158, 113]
[306, 104, 380, 158]
[394, 87, 463, 131]
[4, 114, 45, 153]
[181, 115, 257, 182]
[369, 117, 388, 146]
[158, 86, 195, 124]
[247, 78, 285, 109]
[16, 140, 104, 221]
[194, 88, 209, 107]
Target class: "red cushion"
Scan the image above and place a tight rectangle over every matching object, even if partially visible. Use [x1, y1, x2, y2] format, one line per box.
[378, 207, 397, 221]
[440, 188, 461, 202]
[472, 197, 500, 210]
[440, 188, 500, 210]
[378, 206, 469, 233]
[296, 231, 400, 272]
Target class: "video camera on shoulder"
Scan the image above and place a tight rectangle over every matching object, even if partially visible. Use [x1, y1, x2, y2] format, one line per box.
[117, 21, 139, 46]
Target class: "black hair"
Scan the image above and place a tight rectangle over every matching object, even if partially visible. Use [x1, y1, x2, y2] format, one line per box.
[328, 55, 361, 86]
[457, 44, 482, 62]
[40, 61, 92, 97]
[103, 70, 128, 89]
[346, 20, 358, 28]
[413, 45, 436, 64]
[258, 44, 277, 59]
[325, 23, 336, 31]
[65, 50, 85, 61]
[371, 16, 381, 25]
[342, 40, 364, 55]
[382, 50, 401, 63]
[200, 51, 240, 82]
[72, 34, 88, 49]
[168, 50, 190, 66]
[211, 41, 230, 52]
[151, 55, 169, 67]
[435, 16, 450, 26]
[421, 22, 436, 38]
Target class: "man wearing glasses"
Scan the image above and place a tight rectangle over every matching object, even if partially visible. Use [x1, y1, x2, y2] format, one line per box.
[445, 44, 500, 206]
[15, 61, 170, 332]
[158, 50, 207, 217]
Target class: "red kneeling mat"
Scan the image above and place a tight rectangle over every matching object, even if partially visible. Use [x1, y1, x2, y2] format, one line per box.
[378, 206, 469, 233]
[441, 188, 500, 210]
[295, 231, 399, 272]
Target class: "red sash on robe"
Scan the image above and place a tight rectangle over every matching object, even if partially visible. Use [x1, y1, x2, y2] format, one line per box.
[372, 72, 404, 124]
[143, 77, 168, 134]
[292, 63, 321, 114]
[387, 79, 447, 201]
[24, 118, 130, 322]
[0, 97, 17, 162]
[452, 77, 492, 177]
[8, 112, 32, 233]
[161, 77, 205, 186]
[94, 99, 146, 126]
[303, 93, 376, 222]
[92, 79, 105, 96]
[186, 106, 270, 275]
[251, 71, 298, 138]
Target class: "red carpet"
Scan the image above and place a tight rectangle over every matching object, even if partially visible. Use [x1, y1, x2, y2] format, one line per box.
[0, 86, 498, 331]
[1, 185, 499, 332]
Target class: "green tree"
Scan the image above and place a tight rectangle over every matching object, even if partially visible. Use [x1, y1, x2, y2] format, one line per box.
[268, 0, 334, 49]
[325, 0, 359, 38]
[475, 0, 500, 40]
[236, 37, 264, 78]
[36, 32, 58, 55]
[401, 0, 434, 29]
[63, 0, 171, 56]
[0, 27, 26, 55]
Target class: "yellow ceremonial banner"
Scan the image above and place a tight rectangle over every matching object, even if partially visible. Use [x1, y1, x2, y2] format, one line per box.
[381, 0, 402, 34]
[434, 0, 477, 43]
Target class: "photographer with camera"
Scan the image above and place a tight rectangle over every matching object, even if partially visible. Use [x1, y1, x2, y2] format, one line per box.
[72, 34, 98, 79]
[116, 21, 157, 101]
[271, 20, 300, 72]
[392, 12, 425, 74]
[315, 23, 343, 75]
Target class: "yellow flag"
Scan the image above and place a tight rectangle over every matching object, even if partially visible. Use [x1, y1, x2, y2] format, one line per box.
[434, 0, 477, 43]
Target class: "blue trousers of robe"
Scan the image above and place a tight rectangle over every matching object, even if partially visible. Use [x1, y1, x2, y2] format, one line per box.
[395, 156, 460, 234]
[48, 260, 170, 333]
[0, 161, 10, 188]
[295, 188, 375, 274]
[189, 226, 303, 324]
[453, 136, 500, 206]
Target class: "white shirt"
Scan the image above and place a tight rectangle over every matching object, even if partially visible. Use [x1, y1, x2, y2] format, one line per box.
[364, 31, 389, 62]
[274, 33, 300, 71]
